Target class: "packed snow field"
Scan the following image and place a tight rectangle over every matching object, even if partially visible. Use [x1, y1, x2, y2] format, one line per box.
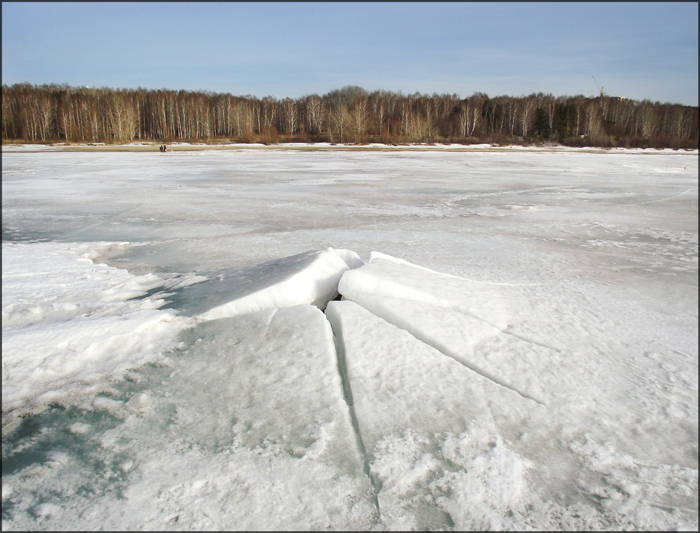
[2, 147, 697, 530]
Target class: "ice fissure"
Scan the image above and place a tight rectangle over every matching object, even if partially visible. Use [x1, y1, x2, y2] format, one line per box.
[189, 247, 364, 322]
[341, 293, 547, 406]
[324, 299, 538, 530]
[325, 310, 382, 518]
[356, 302, 547, 407]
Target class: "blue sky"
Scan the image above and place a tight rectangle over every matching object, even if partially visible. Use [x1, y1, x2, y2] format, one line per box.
[2, 2, 698, 105]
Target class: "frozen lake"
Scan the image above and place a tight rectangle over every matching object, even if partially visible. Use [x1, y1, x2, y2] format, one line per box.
[2, 147, 698, 530]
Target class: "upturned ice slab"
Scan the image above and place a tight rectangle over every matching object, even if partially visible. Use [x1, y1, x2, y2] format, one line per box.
[195, 247, 362, 321]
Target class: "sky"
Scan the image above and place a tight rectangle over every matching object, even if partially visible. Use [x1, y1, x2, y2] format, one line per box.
[2, 2, 698, 106]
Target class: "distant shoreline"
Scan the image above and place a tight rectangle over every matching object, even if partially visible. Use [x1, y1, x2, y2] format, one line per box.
[3, 141, 697, 155]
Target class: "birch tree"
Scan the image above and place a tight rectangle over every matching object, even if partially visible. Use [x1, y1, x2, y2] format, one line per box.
[332, 103, 350, 143]
[351, 97, 368, 143]
[305, 95, 323, 134]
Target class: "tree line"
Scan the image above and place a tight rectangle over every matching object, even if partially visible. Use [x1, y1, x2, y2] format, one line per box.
[2, 83, 697, 149]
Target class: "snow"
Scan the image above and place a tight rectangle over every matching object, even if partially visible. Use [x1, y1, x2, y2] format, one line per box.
[2, 148, 697, 530]
[331, 255, 698, 528]
[337, 254, 546, 403]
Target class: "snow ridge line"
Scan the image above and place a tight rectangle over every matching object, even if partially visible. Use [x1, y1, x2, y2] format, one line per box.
[370, 251, 542, 286]
[324, 311, 382, 520]
[410, 326, 549, 407]
[446, 302, 563, 357]
[622, 188, 692, 206]
[498, 324, 564, 357]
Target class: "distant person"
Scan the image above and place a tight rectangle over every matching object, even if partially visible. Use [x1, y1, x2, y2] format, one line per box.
[163, 144, 167, 152]
[159, 145, 163, 152]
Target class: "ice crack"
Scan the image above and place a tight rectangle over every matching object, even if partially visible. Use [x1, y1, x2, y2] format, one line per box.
[339, 288, 548, 407]
[325, 311, 382, 519]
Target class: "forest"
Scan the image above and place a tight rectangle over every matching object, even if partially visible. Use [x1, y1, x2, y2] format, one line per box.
[2, 83, 698, 149]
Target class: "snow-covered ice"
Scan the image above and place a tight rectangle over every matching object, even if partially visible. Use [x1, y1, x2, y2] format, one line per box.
[3, 304, 378, 530]
[331, 254, 698, 529]
[326, 299, 537, 530]
[2, 148, 697, 530]
[2, 241, 193, 431]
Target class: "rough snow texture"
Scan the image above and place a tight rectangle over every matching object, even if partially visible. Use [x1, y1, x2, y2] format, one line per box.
[332, 253, 699, 529]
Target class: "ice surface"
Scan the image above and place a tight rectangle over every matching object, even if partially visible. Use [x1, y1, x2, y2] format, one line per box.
[2, 305, 378, 530]
[328, 284, 698, 530]
[338, 252, 650, 412]
[337, 251, 698, 524]
[2, 148, 697, 530]
[340, 251, 523, 331]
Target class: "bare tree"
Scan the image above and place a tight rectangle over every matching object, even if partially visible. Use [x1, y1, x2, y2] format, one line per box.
[457, 99, 481, 138]
[422, 97, 436, 143]
[282, 97, 297, 135]
[399, 100, 411, 138]
[305, 94, 323, 134]
[262, 96, 277, 131]
[332, 103, 350, 143]
[639, 101, 659, 139]
[521, 95, 537, 138]
[36, 93, 54, 141]
[2, 83, 697, 148]
[351, 97, 368, 143]
[573, 96, 586, 137]
[585, 100, 604, 141]
[505, 98, 520, 137]
[542, 94, 556, 136]
[372, 95, 385, 138]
